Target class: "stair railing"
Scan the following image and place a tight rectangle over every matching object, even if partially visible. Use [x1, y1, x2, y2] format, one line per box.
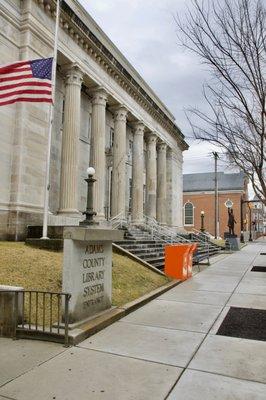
[109, 212, 128, 229]
[192, 228, 210, 242]
[140, 213, 191, 244]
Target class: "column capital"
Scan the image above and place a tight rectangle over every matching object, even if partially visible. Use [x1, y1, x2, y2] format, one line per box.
[113, 105, 128, 122]
[62, 63, 83, 86]
[132, 121, 145, 135]
[157, 141, 167, 152]
[91, 87, 108, 106]
[146, 132, 158, 144]
[167, 147, 174, 158]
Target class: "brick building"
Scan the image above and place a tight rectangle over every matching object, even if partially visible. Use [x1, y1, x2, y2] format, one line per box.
[183, 172, 249, 237]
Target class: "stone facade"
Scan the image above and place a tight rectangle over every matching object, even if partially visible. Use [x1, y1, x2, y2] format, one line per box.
[0, 0, 188, 240]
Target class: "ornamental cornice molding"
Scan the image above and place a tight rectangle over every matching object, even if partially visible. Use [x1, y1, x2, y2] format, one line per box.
[34, 0, 188, 150]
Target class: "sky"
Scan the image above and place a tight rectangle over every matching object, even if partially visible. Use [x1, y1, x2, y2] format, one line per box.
[79, 0, 233, 174]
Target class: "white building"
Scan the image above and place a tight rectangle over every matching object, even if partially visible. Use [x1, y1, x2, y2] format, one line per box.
[0, 0, 188, 240]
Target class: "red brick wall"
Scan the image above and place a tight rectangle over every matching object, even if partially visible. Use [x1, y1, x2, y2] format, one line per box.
[183, 192, 247, 237]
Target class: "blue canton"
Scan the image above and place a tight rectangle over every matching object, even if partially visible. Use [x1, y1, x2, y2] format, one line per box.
[30, 58, 53, 80]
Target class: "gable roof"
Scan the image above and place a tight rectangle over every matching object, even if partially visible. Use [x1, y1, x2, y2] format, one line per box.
[183, 172, 246, 192]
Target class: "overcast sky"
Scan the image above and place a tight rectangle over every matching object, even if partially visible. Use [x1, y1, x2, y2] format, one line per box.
[79, 0, 230, 174]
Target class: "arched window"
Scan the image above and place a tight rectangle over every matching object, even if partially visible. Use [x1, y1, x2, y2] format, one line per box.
[184, 202, 194, 225]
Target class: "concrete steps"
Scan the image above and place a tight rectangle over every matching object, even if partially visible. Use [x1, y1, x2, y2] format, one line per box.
[115, 227, 222, 272]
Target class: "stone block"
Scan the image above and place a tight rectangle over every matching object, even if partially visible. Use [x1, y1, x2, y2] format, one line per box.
[62, 227, 123, 324]
[0, 285, 23, 337]
[227, 237, 241, 250]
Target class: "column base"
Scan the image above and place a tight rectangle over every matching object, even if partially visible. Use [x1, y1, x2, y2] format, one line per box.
[57, 209, 80, 217]
[57, 210, 82, 224]
[131, 219, 144, 227]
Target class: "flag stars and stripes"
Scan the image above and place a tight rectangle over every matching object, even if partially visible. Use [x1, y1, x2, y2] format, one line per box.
[0, 57, 53, 106]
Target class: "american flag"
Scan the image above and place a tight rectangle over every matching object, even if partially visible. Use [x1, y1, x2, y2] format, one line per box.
[0, 57, 53, 106]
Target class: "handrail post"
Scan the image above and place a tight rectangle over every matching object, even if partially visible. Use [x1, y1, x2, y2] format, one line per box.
[13, 291, 18, 340]
[64, 294, 70, 347]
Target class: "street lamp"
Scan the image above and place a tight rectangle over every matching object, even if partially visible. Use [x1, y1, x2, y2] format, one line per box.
[79, 167, 98, 226]
[240, 197, 244, 243]
[248, 202, 253, 242]
[200, 210, 205, 232]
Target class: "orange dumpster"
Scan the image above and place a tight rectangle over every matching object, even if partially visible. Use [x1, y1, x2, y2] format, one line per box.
[187, 243, 198, 278]
[164, 244, 192, 280]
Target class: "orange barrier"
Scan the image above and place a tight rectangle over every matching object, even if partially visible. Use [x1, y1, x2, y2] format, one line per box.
[187, 243, 198, 278]
[164, 244, 191, 280]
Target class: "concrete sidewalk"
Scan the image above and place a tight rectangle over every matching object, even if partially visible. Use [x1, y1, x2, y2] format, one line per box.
[0, 240, 266, 399]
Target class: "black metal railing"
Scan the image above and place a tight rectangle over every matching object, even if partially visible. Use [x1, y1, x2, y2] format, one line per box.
[1, 290, 71, 347]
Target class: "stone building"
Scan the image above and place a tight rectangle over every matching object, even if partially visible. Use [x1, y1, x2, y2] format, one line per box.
[0, 0, 188, 240]
[183, 172, 248, 237]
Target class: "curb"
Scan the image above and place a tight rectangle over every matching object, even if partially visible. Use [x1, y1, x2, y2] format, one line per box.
[69, 279, 180, 345]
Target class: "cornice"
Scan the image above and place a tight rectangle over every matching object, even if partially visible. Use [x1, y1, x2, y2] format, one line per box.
[183, 190, 245, 195]
[33, 0, 188, 151]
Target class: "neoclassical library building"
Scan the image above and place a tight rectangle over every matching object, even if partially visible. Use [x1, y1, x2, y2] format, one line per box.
[0, 0, 188, 240]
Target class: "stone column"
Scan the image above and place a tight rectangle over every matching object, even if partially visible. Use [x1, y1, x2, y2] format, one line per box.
[166, 148, 174, 226]
[132, 122, 145, 223]
[90, 88, 108, 220]
[58, 64, 83, 215]
[156, 141, 167, 224]
[111, 106, 128, 218]
[146, 132, 157, 219]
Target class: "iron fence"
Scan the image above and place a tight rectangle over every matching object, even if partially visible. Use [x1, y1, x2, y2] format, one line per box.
[0, 290, 71, 347]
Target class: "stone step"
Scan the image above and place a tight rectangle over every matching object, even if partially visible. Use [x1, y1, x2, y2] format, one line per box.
[127, 236, 155, 241]
[151, 261, 165, 270]
[130, 248, 165, 256]
[134, 252, 165, 261]
[117, 240, 164, 245]
[143, 256, 165, 264]
[120, 243, 166, 250]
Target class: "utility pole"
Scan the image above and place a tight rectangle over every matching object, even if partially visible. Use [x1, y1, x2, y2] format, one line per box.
[213, 152, 219, 239]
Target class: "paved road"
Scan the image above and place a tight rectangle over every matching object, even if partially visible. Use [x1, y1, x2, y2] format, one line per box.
[0, 240, 266, 399]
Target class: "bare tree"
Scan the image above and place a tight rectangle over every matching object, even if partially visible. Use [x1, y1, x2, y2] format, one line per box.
[176, 0, 266, 204]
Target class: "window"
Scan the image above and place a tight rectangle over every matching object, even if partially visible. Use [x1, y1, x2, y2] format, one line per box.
[109, 127, 114, 148]
[128, 178, 132, 212]
[61, 98, 65, 126]
[184, 202, 194, 225]
[128, 139, 133, 155]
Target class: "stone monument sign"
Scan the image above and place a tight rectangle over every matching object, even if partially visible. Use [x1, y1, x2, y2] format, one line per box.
[62, 227, 123, 324]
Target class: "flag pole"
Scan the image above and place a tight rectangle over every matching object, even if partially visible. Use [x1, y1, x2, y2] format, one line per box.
[41, 0, 61, 239]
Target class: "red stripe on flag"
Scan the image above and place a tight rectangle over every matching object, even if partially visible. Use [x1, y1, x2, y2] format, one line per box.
[0, 81, 51, 91]
[0, 61, 29, 74]
[2, 67, 32, 74]
[0, 74, 33, 83]
[0, 97, 53, 106]
[0, 89, 52, 99]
